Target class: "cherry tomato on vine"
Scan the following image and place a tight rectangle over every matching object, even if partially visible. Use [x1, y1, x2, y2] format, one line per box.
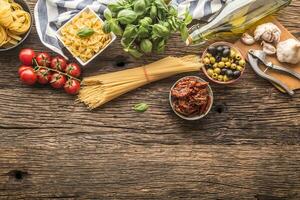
[36, 68, 52, 84]
[50, 73, 66, 89]
[36, 52, 51, 67]
[50, 56, 67, 71]
[18, 65, 32, 76]
[19, 49, 36, 66]
[19, 68, 37, 85]
[64, 79, 81, 95]
[65, 63, 81, 78]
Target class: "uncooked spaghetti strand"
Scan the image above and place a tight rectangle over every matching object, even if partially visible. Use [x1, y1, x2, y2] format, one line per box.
[78, 55, 203, 109]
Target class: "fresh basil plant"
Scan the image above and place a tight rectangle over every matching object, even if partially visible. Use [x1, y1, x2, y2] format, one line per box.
[103, 0, 192, 58]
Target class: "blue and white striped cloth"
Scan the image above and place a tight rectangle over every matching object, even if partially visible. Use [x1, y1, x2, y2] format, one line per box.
[34, 0, 228, 59]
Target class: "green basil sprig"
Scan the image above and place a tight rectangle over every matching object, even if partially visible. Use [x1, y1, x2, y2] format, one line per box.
[103, 0, 193, 58]
[77, 27, 95, 38]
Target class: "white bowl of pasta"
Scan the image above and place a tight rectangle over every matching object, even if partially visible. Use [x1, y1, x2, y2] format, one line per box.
[56, 6, 116, 66]
[0, 0, 33, 51]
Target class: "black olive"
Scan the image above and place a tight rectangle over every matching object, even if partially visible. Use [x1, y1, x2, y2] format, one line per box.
[221, 68, 227, 75]
[223, 45, 230, 50]
[207, 46, 217, 55]
[205, 64, 212, 69]
[225, 69, 233, 77]
[216, 46, 224, 53]
[233, 70, 241, 78]
[216, 55, 222, 62]
[222, 49, 230, 57]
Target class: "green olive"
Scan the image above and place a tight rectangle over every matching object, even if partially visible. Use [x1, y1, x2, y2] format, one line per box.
[206, 53, 212, 58]
[214, 68, 221, 74]
[230, 50, 236, 58]
[221, 57, 229, 62]
[225, 62, 231, 67]
[239, 59, 246, 67]
[203, 57, 210, 65]
[235, 54, 242, 61]
[209, 57, 216, 64]
[223, 75, 229, 82]
[207, 68, 214, 76]
[231, 63, 237, 70]
[237, 65, 243, 71]
[218, 62, 225, 68]
[213, 63, 218, 68]
[217, 75, 223, 81]
[212, 73, 218, 79]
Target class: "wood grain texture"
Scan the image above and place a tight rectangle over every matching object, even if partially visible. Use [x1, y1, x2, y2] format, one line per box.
[0, 0, 300, 199]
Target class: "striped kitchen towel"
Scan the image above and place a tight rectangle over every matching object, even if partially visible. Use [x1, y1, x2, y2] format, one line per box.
[34, 0, 228, 59]
[171, 0, 228, 20]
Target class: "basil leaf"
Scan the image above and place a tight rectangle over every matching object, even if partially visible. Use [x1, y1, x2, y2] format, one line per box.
[117, 9, 138, 25]
[140, 39, 153, 54]
[134, 0, 146, 15]
[180, 23, 189, 40]
[133, 103, 149, 112]
[125, 47, 143, 58]
[77, 27, 95, 38]
[184, 13, 193, 25]
[110, 20, 123, 36]
[104, 9, 112, 20]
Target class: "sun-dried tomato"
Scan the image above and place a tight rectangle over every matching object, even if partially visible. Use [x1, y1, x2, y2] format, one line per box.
[171, 77, 210, 117]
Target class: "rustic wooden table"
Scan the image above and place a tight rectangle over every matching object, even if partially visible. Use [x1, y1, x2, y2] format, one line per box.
[0, 1, 299, 199]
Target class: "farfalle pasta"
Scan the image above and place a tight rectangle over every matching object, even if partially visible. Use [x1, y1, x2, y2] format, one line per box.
[0, 0, 31, 48]
[59, 9, 112, 63]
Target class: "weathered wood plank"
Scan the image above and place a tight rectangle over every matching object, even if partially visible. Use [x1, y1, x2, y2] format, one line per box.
[0, 0, 299, 199]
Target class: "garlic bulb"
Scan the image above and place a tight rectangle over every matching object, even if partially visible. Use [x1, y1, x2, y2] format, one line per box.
[254, 23, 281, 43]
[241, 33, 255, 45]
[261, 41, 276, 55]
[277, 39, 300, 64]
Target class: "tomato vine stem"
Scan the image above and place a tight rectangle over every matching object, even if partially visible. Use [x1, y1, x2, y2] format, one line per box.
[33, 59, 81, 82]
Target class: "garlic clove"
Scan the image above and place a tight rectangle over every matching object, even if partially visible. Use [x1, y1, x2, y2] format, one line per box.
[261, 41, 276, 55]
[241, 33, 255, 45]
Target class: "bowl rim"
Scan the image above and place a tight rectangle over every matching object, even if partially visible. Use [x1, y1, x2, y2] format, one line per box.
[56, 6, 116, 66]
[0, 0, 33, 52]
[169, 76, 214, 121]
[201, 41, 246, 85]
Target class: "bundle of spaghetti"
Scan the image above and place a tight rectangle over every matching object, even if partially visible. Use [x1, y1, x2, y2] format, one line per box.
[78, 55, 203, 109]
[0, 0, 31, 47]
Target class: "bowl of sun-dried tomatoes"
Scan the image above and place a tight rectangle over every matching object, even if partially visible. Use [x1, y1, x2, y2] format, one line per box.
[169, 76, 213, 120]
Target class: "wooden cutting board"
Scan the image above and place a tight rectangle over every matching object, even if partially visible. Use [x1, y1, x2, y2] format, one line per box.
[235, 16, 300, 92]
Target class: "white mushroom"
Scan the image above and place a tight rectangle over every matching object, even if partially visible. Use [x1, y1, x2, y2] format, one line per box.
[241, 33, 255, 45]
[277, 39, 300, 64]
[261, 41, 276, 55]
[254, 23, 281, 43]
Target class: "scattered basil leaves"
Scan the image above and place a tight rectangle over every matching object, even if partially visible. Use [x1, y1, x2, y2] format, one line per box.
[133, 103, 149, 112]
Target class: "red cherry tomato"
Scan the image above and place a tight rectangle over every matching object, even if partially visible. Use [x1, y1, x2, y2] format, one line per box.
[20, 68, 37, 85]
[50, 72, 67, 89]
[50, 56, 67, 71]
[18, 65, 32, 76]
[36, 68, 52, 84]
[19, 49, 36, 66]
[36, 52, 51, 67]
[64, 79, 81, 95]
[65, 63, 81, 78]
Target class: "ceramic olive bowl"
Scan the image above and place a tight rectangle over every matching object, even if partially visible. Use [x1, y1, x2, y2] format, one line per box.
[201, 41, 246, 85]
[0, 0, 33, 51]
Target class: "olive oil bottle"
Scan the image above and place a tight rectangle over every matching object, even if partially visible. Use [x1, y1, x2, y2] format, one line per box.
[186, 0, 292, 46]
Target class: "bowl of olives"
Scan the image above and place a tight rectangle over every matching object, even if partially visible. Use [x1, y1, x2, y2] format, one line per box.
[201, 42, 246, 84]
